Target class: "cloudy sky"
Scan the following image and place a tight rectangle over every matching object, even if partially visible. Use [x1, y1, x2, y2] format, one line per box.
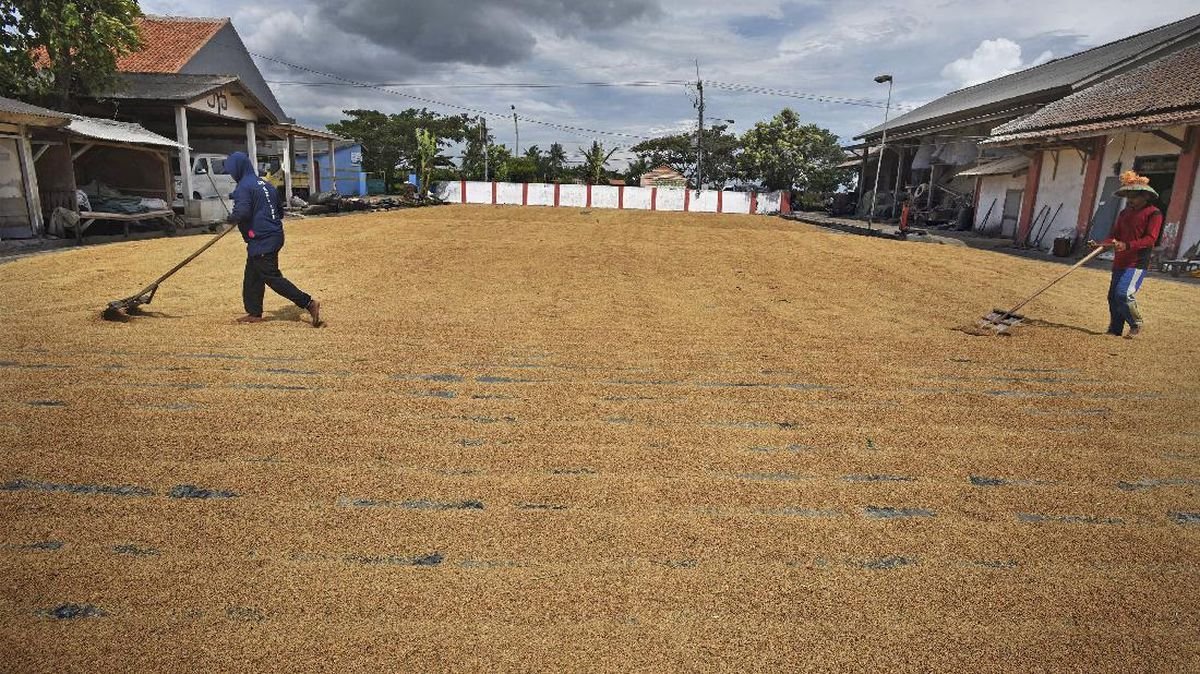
[142, 0, 1198, 165]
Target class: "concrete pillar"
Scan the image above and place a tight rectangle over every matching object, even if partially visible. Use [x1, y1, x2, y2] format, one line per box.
[1076, 136, 1107, 244]
[245, 121, 258, 170]
[307, 137, 316, 193]
[174, 106, 193, 209]
[328, 139, 337, 194]
[283, 133, 294, 208]
[1016, 150, 1044, 246]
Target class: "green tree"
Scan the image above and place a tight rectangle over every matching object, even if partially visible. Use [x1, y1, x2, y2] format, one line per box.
[546, 143, 568, 182]
[328, 108, 469, 190]
[486, 144, 514, 182]
[579, 141, 618, 185]
[505, 156, 540, 183]
[1, 0, 143, 109]
[629, 123, 740, 188]
[460, 117, 493, 180]
[415, 127, 437, 198]
[737, 109, 847, 192]
[623, 157, 651, 185]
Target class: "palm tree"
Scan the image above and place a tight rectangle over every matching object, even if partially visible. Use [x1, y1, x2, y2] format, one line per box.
[579, 141, 618, 185]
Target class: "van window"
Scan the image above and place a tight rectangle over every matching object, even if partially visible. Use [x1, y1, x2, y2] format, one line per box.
[210, 158, 228, 174]
[194, 161, 208, 175]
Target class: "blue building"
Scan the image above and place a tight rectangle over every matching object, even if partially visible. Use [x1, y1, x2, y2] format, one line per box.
[292, 142, 367, 196]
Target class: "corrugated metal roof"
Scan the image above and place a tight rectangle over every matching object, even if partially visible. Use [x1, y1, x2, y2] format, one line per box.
[857, 13, 1200, 140]
[93, 72, 238, 102]
[66, 115, 181, 149]
[957, 155, 1030, 176]
[0, 96, 70, 126]
[988, 42, 1200, 140]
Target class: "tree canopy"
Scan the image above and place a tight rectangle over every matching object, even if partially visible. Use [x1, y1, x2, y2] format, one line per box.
[738, 109, 847, 192]
[326, 107, 846, 193]
[1, 0, 143, 109]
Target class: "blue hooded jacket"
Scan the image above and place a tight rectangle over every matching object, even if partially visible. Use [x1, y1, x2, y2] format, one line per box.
[226, 151, 284, 256]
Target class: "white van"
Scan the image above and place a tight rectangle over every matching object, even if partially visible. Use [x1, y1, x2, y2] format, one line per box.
[173, 154, 238, 207]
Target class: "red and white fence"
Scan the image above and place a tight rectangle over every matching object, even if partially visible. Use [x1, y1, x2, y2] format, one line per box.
[433, 181, 791, 215]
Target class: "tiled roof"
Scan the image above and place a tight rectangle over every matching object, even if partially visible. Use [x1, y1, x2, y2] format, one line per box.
[33, 16, 227, 73]
[858, 12, 1200, 139]
[985, 109, 1200, 145]
[988, 42, 1200, 141]
[117, 16, 228, 73]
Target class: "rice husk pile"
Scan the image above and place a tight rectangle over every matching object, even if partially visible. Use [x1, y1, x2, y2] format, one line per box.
[1, 205, 1198, 671]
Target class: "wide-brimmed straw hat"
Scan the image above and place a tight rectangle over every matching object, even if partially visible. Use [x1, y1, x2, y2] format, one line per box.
[1114, 170, 1158, 198]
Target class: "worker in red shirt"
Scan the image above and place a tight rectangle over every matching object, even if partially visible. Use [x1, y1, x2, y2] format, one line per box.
[1089, 171, 1162, 339]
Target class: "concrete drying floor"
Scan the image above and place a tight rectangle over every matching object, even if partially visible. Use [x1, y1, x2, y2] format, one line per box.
[1, 205, 1198, 671]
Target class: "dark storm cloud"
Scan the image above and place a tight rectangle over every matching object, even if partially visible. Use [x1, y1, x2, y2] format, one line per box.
[318, 0, 661, 66]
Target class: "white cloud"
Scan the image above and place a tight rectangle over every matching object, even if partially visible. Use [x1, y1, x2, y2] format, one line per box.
[941, 38, 1026, 88]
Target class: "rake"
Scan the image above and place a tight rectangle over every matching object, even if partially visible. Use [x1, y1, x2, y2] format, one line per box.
[978, 244, 1108, 334]
[102, 224, 236, 319]
[104, 175, 235, 320]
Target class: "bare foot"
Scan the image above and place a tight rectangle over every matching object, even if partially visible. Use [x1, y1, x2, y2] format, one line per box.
[1124, 325, 1141, 340]
[306, 299, 322, 327]
[236, 314, 264, 324]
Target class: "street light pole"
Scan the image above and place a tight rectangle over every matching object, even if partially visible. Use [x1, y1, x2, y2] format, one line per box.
[481, 116, 489, 182]
[511, 105, 519, 156]
[867, 74, 894, 231]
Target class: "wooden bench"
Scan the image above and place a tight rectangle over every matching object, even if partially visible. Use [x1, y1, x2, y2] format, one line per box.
[76, 210, 176, 243]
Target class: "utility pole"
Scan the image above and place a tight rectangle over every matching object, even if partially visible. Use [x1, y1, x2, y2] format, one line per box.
[481, 116, 489, 182]
[511, 105, 520, 156]
[695, 60, 704, 191]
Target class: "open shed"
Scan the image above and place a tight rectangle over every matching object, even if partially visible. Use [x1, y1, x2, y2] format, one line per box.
[32, 114, 182, 243]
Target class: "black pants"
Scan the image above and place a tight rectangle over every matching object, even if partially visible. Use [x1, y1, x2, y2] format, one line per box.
[243, 252, 311, 317]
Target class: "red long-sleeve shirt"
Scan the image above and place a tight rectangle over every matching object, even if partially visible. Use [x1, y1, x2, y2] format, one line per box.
[1104, 204, 1163, 269]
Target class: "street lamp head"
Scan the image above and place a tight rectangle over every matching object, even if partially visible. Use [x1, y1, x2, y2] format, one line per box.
[874, 74, 893, 84]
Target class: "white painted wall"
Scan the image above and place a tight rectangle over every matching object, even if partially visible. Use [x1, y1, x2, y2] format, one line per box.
[1180, 170, 1200, 257]
[431, 181, 786, 215]
[692, 190, 719, 212]
[558, 184, 587, 208]
[496, 182, 523, 205]
[656, 188, 685, 211]
[623, 186, 652, 210]
[1091, 128, 1186, 216]
[974, 173, 1025, 231]
[724, 191, 751, 214]
[527, 183, 555, 207]
[435, 181, 461, 203]
[1032, 149, 1087, 250]
[591, 185, 619, 209]
[756, 191, 783, 214]
[465, 181, 492, 204]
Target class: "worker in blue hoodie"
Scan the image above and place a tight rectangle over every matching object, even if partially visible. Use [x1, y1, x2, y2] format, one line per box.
[225, 151, 321, 326]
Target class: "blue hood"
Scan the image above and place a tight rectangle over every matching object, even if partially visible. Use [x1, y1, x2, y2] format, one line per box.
[226, 151, 254, 181]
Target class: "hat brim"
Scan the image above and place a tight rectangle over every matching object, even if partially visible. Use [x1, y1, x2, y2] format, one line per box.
[1115, 184, 1158, 198]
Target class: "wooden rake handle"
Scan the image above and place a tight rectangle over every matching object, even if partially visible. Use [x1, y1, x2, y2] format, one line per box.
[1001, 244, 1108, 318]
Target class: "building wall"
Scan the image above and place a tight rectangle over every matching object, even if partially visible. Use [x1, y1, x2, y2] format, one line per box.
[292, 144, 364, 195]
[183, 24, 288, 122]
[1091, 128, 1186, 216]
[1182, 169, 1200, 256]
[974, 173, 1026, 232]
[1031, 149, 1088, 250]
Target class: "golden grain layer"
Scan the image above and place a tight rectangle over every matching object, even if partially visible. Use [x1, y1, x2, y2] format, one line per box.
[0, 205, 1197, 672]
